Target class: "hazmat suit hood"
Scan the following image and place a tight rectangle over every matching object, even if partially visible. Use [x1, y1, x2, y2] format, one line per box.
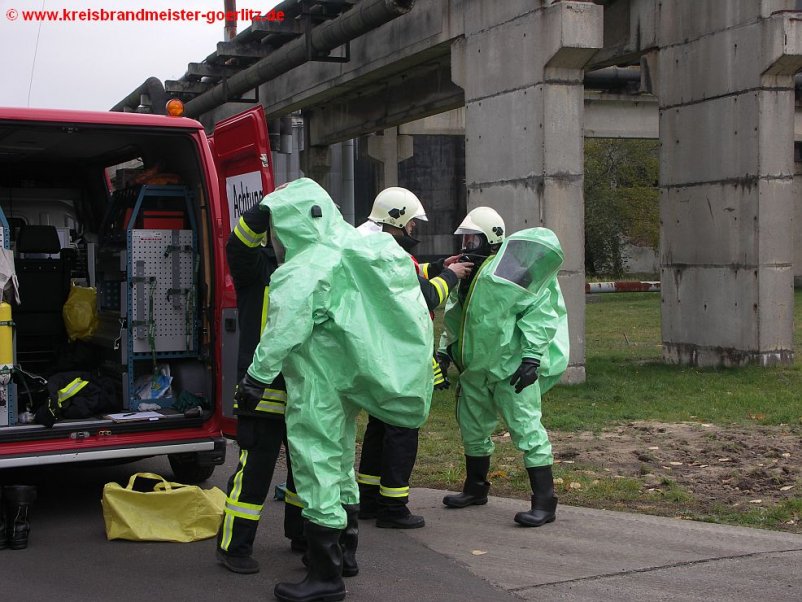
[439, 227, 569, 393]
[263, 179, 352, 262]
[249, 178, 433, 429]
[490, 229, 563, 298]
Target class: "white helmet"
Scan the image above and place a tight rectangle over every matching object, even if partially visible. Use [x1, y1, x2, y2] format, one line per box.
[368, 187, 428, 229]
[455, 206, 505, 245]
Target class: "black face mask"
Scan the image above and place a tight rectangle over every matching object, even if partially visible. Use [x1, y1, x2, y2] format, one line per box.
[457, 241, 500, 303]
[395, 230, 420, 253]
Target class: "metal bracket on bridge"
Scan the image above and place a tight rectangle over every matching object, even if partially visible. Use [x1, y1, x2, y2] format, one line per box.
[301, 0, 352, 63]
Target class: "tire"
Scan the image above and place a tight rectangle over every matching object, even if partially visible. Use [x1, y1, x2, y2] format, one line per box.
[168, 453, 216, 484]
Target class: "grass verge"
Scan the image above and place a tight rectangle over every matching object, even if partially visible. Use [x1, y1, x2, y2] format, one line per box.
[406, 290, 802, 532]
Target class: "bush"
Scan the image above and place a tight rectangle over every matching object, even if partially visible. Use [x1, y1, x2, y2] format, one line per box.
[585, 139, 659, 278]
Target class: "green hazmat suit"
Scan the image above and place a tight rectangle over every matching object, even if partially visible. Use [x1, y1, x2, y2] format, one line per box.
[246, 178, 433, 529]
[438, 227, 569, 468]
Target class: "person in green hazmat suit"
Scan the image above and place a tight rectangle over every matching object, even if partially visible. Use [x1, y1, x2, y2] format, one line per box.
[437, 209, 569, 527]
[235, 178, 433, 602]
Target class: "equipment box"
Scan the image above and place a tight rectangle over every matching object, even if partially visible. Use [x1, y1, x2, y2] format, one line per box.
[142, 210, 186, 229]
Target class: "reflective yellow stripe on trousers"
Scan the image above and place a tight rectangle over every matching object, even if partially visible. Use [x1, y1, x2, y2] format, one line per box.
[284, 488, 305, 509]
[220, 449, 257, 551]
[356, 473, 381, 487]
[380, 485, 410, 498]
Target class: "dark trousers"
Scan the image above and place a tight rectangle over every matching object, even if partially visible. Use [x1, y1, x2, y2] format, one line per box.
[218, 416, 303, 557]
[357, 414, 419, 518]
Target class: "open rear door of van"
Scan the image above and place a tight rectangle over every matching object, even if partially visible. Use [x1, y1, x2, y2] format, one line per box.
[209, 107, 275, 437]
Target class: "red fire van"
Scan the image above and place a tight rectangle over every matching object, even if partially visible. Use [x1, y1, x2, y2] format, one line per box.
[0, 105, 274, 482]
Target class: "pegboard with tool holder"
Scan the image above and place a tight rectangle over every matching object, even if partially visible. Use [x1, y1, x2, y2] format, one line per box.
[128, 229, 196, 354]
[119, 186, 199, 410]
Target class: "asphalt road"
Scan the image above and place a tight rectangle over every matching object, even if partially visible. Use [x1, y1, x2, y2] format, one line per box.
[2, 440, 801, 601]
[0, 442, 515, 602]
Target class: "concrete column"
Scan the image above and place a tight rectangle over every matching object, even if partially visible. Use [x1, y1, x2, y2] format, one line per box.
[658, 3, 802, 367]
[453, 1, 603, 384]
[794, 154, 802, 288]
[301, 112, 332, 188]
[366, 127, 414, 189]
[301, 144, 332, 189]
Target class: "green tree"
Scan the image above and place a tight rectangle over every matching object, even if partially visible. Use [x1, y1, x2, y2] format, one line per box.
[584, 139, 659, 277]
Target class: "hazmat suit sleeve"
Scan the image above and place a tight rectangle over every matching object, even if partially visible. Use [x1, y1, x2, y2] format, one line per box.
[516, 278, 569, 394]
[438, 289, 462, 359]
[516, 285, 560, 363]
[246, 266, 323, 384]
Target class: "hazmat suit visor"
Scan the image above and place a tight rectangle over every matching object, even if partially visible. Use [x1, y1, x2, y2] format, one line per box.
[491, 236, 563, 297]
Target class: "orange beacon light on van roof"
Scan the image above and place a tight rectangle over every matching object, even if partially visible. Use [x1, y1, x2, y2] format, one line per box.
[165, 99, 184, 117]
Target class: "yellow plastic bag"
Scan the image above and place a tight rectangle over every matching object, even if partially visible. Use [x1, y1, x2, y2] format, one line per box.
[62, 283, 98, 341]
[101, 472, 226, 542]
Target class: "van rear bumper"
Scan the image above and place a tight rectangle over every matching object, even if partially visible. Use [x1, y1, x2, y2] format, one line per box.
[0, 437, 227, 469]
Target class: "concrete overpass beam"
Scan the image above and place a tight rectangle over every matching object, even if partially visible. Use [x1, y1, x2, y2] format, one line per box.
[455, 0, 603, 384]
[306, 58, 464, 147]
[659, 5, 802, 367]
[584, 93, 659, 138]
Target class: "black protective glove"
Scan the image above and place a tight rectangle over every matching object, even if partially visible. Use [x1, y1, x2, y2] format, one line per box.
[509, 358, 540, 394]
[435, 351, 451, 376]
[234, 373, 268, 413]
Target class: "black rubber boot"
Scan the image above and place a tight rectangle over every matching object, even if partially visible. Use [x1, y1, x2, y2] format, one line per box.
[514, 465, 558, 527]
[442, 455, 491, 508]
[340, 504, 359, 577]
[216, 549, 260, 574]
[276, 522, 346, 602]
[4, 485, 37, 550]
[0, 487, 7, 550]
[302, 507, 359, 578]
[291, 538, 308, 554]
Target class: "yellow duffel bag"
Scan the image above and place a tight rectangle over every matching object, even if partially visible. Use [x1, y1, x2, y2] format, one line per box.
[101, 472, 226, 543]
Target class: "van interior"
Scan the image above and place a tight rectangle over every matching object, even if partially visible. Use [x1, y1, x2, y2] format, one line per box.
[0, 119, 215, 445]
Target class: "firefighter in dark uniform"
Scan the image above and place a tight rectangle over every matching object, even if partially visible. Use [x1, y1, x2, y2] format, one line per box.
[216, 202, 304, 574]
[355, 187, 473, 528]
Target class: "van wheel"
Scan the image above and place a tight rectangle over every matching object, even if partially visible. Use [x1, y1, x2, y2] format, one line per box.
[168, 453, 215, 484]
